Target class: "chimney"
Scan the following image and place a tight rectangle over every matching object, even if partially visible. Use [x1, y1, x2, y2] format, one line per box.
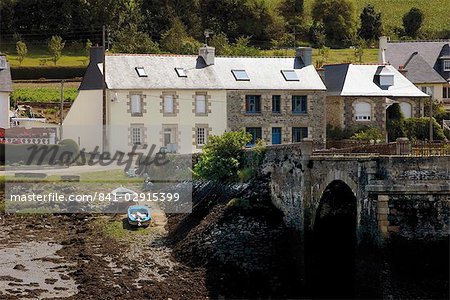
[89, 46, 104, 65]
[296, 47, 312, 66]
[379, 36, 389, 64]
[199, 45, 215, 66]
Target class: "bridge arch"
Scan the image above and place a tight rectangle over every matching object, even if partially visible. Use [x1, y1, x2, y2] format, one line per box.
[307, 179, 358, 298]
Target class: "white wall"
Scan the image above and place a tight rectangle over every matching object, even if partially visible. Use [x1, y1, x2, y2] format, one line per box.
[107, 89, 227, 154]
[0, 92, 10, 128]
[63, 89, 103, 152]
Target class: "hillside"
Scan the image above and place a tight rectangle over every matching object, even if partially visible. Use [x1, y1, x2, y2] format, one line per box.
[267, 0, 450, 37]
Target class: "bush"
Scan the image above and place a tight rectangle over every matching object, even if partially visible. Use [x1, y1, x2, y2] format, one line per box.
[327, 124, 365, 140]
[193, 130, 252, 181]
[404, 117, 446, 141]
[403, 7, 424, 38]
[11, 66, 86, 80]
[351, 127, 384, 142]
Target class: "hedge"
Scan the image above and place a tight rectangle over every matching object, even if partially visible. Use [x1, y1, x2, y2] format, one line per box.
[11, 66, 87, 80]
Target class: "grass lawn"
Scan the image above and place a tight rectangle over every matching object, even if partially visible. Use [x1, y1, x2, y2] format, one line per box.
[12, 85, 79, 103]
[267, 0, 450, 36]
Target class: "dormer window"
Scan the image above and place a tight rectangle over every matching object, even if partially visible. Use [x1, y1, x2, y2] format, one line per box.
[175, 68, 187, 77]
[444, 60, 450, 71]
[135, 67, 147, 77]
[232, 70, 250, 81]
[380, 74, 394, 86]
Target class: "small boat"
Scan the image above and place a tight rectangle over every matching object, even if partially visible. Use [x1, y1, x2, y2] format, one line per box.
[127, 205, 151, 227]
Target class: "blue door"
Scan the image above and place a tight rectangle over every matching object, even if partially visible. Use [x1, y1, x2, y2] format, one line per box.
[272, 127, 282, 145]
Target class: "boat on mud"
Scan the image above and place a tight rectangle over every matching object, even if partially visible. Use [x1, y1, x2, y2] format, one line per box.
[127, 205, 151, 227]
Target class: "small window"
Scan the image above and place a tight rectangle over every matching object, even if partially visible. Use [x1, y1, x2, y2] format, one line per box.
[246, 127, 262, 145]
[292, 95, 307, 114]
[131, 94, 142, 115]
[355, 101, 372, 121]
[421, 86, 434, 97]
[232, 69, 250, 81]
[380, 74, 394, 86]
[281, 70, 299, 81]
[292, 127, 308, 143]
[443, 86, 450, 99]
[272, 95, 281, 113]
[197, 127, 206, 146]
[175, 68, 187, 77]
[196, 94, 206, 114]
[135, 67, 147, 77]
[400, 102, 412, 119]
[131, 127, 142, 145]
[443, 60, 450, 72]
[164, 95, 174, 114]
[245, 95, 261, 113]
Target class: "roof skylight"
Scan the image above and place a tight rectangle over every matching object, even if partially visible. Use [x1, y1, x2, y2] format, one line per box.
[175, 67, 187, 77]
[135, 67, 148, 77]
[231, 69, 250, 81]
[281, 70, 299, 81]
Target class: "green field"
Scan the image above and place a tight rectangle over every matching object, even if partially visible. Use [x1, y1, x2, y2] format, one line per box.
[11, 82, 80, 103]
[266, 0, 450, 36]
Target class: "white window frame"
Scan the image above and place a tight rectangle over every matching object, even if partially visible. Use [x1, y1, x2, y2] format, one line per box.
[354, 101, 372, 122]
[135, 67, 147, 77]
[131, 127, 142, 145]
[195, 94, 206, 114]
[196, 127, 206, 146]
[443, 60, 450, 72]
[164, 95, 174, 114]
[130, 94, 142, 115]
[421, 86, 434, 97]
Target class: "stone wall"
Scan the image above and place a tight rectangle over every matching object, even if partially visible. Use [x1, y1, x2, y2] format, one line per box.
[227, 90, 327, 145]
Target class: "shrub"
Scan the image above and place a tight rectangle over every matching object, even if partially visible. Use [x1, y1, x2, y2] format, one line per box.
[403, 7, 424, 38]
[193, 130, 252, 181]
[351, 127, 384, 142]
[327, 124, 359, 140]
[404, 117, 446, 141]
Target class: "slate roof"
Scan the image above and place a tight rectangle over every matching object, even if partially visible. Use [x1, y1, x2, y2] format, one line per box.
[385, 40, 450, 84]
[99, 54, 326, 91]
[323, 64, 429, 97]
[0, 59, 13, 92]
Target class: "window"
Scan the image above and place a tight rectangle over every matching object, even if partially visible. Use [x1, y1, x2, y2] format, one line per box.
[164, 95, 174, 114]
[272, 127, 282, 145]
[135, 67, 147, 77]
[131, 127, 142, 145]
[421, 86, 434, 97]
[175, 68, 187, 77]
[292, 95, 307, 114]
[245, 95, 261, 113]
[131, 94, 142, 115]
[272, 95, 281, 113]
[196, 127, 206, 146]
[443, 60, 450, 71]
[354, 101, 372, 121]
[380, 74, 394, 86]
[292, 127, 308, 143]
[196, 94, 207, 114]
[400, 102, 412, 118]
[281, 70, 299, 81]
[246, 127, 262, 145]
[443, 86, 450, 99]
[232, 70, 250, 81]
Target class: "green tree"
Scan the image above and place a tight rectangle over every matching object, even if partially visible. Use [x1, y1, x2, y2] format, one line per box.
[404, 118, 446, 141]
[386, 103, 406, 142]
[193, 130, 252, 181]
[354, 38, 365, 63]
[312, 0, 356, 47]
[228, 36, 261, 56]
[112, 25, 159, 54]
[351, 127, 384, 142]
[209, 32, 231, 55]
[85, 39, 93, 57]
[358, 4, 382, 41]
[160, 19, 200, 54]
[403, 7, 424, 38]
[48, 35, 65, 65]
[279, 0, 304, 22]
[16, 41, 28, 65]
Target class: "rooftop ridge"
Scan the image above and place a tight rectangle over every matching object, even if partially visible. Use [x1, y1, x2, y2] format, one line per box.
[106, 53, 297, 59]
[324, 63, 391, 67]
[388, 39, 450, 44]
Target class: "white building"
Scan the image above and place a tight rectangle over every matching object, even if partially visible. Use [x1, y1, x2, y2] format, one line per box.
[0, 54, 12, 129]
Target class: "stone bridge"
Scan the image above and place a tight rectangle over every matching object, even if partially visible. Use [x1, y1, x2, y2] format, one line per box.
[262, 141, 450, 243]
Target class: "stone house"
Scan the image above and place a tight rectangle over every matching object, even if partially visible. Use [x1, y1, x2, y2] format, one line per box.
[0, 54, 12, 129]
[220, 48, 327, 146]
[64, 46, 327, 154]
[380, 37, 450, 110]
[323, 63, 429, 137]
